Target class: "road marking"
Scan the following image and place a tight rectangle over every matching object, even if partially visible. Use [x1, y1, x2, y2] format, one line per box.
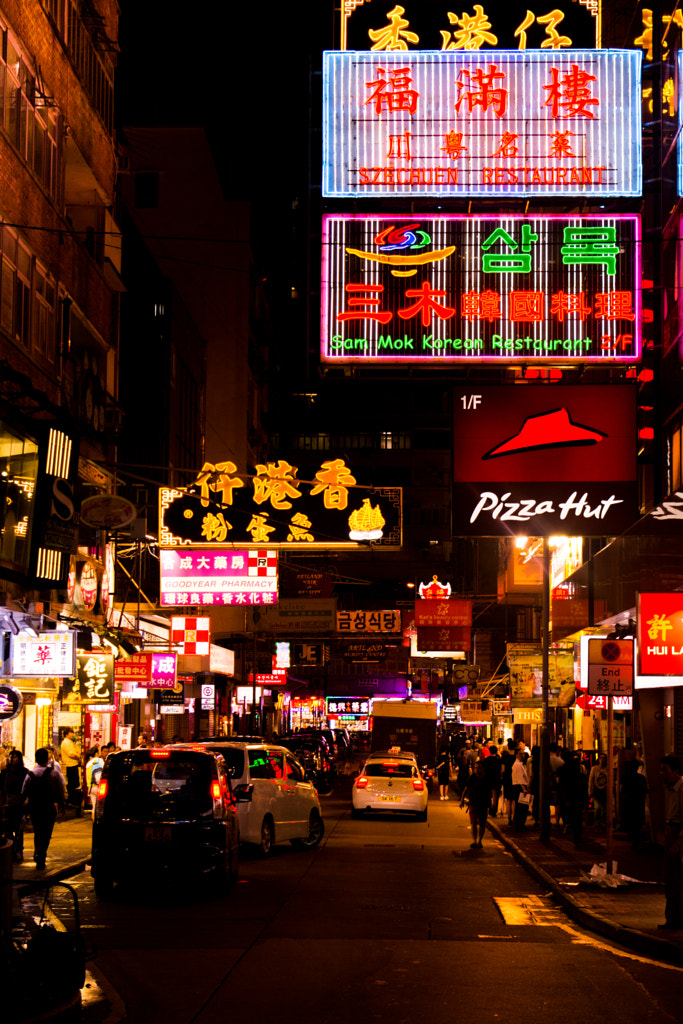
[494, 895, 683, 972]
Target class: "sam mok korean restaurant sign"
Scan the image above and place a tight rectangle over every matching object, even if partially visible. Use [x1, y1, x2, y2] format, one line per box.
[323, 49, 641, 198]
[322, 214, 640, 363]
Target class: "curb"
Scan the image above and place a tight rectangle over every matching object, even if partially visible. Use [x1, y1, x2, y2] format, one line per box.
[15, 860, 90, 899]
[487, 819, 683, 967]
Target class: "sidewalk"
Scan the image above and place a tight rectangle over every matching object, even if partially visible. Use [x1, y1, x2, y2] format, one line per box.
[11, 806, 93, 894]
[487, 811, 683, 965]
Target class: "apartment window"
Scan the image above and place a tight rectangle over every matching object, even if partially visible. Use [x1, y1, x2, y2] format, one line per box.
[0, 26, 59, 197]
[0, 229, 31, 347]
[293, 434, 330, 451]
[330, 433, 373, 449]
[34, 264, 56, 361]
[379, 432, 411, 450]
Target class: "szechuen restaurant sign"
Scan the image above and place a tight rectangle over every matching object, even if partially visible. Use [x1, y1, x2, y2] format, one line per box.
[322, 214, 640, 364]
[323, 49, 641, 198]
[159, 458, 401, 550]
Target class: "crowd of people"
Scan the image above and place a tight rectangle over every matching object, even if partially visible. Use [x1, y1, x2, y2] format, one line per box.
[0, 732, 120, 869]
[437, 732, 650, 851]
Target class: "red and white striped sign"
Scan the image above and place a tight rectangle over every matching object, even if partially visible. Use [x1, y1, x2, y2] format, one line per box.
[171, 616, 210, 655]
[248, 550, 277, 577]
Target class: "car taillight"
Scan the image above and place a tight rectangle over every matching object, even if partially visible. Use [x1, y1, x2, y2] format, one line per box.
[150, 749, 171, 758]
[97, 780, 108, 799]
[355, 776, 369, 789]
[412, 778, 425, 791]
[211, 780, 223, 818]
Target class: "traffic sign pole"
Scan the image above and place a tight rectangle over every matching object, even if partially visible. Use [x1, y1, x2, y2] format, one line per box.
[539, 538, 551, 843]
[606, 694, 615, 873]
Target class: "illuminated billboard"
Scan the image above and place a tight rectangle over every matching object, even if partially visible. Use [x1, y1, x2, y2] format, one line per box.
[160, 549, 278, 608]
[453, 384, 637, 536]
[322, 49, 641, 198]
[340, 1, 601, 51]
[160, 456, 402, 550]
[322, 214, 640, 364]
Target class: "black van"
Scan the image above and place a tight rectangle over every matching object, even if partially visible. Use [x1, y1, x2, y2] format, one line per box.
[91, 747, 240, 898]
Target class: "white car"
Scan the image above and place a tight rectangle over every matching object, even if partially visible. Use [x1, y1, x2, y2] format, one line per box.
[352, 754, 429, 821]
[182, 742, 324, 855]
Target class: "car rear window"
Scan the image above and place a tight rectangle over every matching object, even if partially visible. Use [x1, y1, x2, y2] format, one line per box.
[206, 746, 245, 778]
[365, 762, 416, 779]
[105, 752, 214, 819]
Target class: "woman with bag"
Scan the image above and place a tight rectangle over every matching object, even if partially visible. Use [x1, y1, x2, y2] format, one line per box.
[511, 748, 530, 831]
[85, 745, 104, 812]
[0, 750, 30, 861]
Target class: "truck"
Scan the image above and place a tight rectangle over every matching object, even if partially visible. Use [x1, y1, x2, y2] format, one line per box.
[370, 700, 438, 790]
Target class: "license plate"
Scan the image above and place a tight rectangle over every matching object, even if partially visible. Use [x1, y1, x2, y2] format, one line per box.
[378, 795, 401, 803]
[144, 825, 172, 842]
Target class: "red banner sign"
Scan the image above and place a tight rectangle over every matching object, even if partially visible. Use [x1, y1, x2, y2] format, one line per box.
[414, 599, 472, 627]
[417, 627, 471, 652]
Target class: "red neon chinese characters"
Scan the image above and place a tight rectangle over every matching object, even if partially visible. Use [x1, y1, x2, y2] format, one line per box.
[455, 63, 508, 118]
[543, 64, 598, 119]
[337, 283, 392, 324]
[365, 66, 419, 115]
[492, 131, 520, 158]
[594, 292, 636, 321]
[509, 291, 545, 321]
[461, 289, 502, 322]
[397, 281, 456, 327]
[441, 131, 468, 159]
[548, 130, 576, 157]
[550, 292, 592, 321]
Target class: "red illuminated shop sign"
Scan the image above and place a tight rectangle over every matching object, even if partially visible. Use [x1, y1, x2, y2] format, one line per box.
[321, 215, 640, 364]
[453, 384, 637, 536]
[637, 593, 683, 677]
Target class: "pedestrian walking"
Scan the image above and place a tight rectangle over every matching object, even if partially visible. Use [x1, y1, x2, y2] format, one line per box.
[85, 745, 105, 811]
[460, 760, 489, 848]
[561, 753, 588, 845]
[0, 750, 30, 861]
[511, 747, 530, 831]
[657, 755, 683, 930]
[588, 753, 609, 827]
[621, 754, 648, 850]
[454, 746, 470, 797]
[60, 727, 82, 808]
[23, 747, 64, 870]
[436, 744, 451, 801]
[500, 739, 516, 825]
[484, 743, 502, 816]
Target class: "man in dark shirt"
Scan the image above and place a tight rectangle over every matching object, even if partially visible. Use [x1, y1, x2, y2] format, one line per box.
[460, 760, 490, 848]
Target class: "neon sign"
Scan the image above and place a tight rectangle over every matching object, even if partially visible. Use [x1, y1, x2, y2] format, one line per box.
[452, 384, 637, 536]
[160, 549, 278, 607]
[340, 1, 601, 51]
[322, 215, 640, 364]
[323, 49, 641, 198]
[159, 457, 402, 549]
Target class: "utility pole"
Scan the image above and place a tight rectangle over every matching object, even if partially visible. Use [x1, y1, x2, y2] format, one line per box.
[539, 536, 551, 842]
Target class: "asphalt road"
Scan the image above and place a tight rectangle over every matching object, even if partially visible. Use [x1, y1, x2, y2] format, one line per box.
[60, 780, 683, 1024]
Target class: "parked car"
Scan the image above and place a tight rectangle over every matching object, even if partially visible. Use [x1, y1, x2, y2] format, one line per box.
[91, 747, 240, 898]
[279, 735, 335, 791]
[186, 742, 324, 855]
[352, 753, 429, 821]
[290, 728, 339, 761]
[334, 727, 351, 756]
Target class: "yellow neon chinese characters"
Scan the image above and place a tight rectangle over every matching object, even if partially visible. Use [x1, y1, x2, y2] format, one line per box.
[287, 512, 315, 542]
[310, 459, 357, 510]
[194, 460, 243, 508]
[369, 5, 419, 51]
[247, 514, 276, 543]
[253, 460, 302, 510]
[441, 5, 498, 50]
